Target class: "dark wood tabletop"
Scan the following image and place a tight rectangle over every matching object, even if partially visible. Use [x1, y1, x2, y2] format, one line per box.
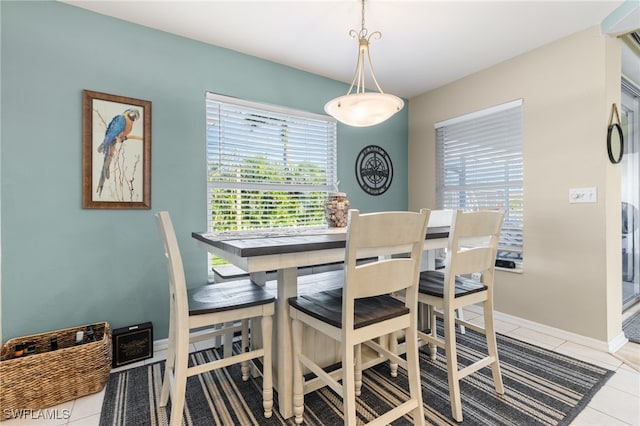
[192, 226, 450, 258]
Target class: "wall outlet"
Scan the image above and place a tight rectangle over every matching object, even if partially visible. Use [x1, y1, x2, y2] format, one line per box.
[569, 187, 597, 203]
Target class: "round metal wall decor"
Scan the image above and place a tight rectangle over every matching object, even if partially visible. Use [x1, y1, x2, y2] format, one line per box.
[355, 145, 393, 196]
[607, 103, 625, 164]
[607, 123, 624, 164]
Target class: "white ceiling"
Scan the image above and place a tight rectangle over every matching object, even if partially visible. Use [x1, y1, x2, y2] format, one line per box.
[59, 0, 627, 99]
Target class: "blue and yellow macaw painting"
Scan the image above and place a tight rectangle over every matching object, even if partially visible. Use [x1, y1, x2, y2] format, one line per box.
[92, 104, 142, 200]
[97, 108, 140, 196]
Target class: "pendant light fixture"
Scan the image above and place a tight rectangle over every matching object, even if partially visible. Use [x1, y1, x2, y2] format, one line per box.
[324, 0, 404, 127]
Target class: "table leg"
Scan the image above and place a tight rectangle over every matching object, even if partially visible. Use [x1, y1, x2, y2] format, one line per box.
[249, 272, 268, 377]
[275, 267, 297, 419]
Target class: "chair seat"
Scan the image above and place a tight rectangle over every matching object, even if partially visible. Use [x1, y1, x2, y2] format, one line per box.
[419, 270, 486, 298]
[188, 280, 275, 315]
[288, 288, 409, 329]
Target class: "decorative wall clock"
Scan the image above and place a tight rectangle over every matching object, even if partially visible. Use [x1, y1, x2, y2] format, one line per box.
[355, 145, 393, 195]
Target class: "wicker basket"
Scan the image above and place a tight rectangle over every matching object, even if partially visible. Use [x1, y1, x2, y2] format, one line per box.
[0, 322, 111, 420]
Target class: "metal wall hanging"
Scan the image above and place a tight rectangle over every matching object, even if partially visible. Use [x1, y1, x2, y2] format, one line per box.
[607, 103, 624, 164]
[355, 145, 393, 195]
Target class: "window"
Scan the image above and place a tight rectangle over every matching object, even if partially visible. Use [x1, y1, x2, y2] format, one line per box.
[206, 93, 337, 233]
[435, 99, 523, 266]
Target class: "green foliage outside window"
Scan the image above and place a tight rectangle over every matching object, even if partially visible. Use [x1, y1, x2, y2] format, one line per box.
[208, 156, 329, 267]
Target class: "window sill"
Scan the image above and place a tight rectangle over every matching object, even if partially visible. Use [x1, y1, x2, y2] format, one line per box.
[496, 266, 523, 274]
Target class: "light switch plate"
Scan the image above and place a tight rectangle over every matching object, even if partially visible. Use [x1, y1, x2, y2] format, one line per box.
[569, 187, 597, 203]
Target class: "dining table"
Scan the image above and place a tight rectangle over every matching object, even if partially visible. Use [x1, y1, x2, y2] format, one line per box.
[192, 225, 450, 419]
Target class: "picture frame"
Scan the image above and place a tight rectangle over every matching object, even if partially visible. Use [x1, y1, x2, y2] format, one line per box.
[82, 90, 151, 209]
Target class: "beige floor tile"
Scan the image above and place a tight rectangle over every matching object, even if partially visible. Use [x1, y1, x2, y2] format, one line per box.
[67, 413, 100, 425]
[614, 341, 640, 372]
[67, 389, 104, 423]
[620, 361, 640, 374]
[193, 337, 222, 351]
[493, 319, 521, 334]
[504, 326, 566, 350]
[465, 315, 521, 334]
[460, 307, 482, 321]
[588, 384, 640, 425]
[554, 341, 623, 370]
[606, 368, 640, 397]
[569, 406, 630, 425]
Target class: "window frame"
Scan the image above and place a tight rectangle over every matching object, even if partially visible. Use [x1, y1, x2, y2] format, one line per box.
[435, 99, 524, 269]
[205, 93, 338, 237]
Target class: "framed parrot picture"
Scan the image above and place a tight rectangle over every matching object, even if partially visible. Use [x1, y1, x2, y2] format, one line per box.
[82, 90, 151, 209]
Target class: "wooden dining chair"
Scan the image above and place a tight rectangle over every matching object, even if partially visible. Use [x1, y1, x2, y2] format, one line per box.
[417, 209, 505, 422]
[155, 211, 275, 426]
[425, 209, 465, 334]
[289, 209, 430, 426]
[426, 209, 454, 271]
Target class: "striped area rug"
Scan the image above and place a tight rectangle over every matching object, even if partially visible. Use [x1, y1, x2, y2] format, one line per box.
[100, 327, 613, 426]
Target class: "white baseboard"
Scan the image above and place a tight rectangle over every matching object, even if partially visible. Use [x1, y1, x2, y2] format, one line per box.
[152, 326, 227, 354]
[463, 305, 627, 354]
[154, 337, 169, 353]
[607, 332, 630, 353]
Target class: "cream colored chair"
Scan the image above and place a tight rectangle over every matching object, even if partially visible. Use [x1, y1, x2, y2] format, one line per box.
[418, 209, 505, 422]
[289, 209, 430, 426]
[419, 209, 467, 333]
[425, 209, 453, 271]
[155, 211, 275, 426]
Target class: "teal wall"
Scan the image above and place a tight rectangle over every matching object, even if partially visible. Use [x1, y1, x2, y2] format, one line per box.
[0, 1, 408, 341]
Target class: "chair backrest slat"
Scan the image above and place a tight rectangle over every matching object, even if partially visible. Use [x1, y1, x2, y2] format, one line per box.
[450, 210, 504, 240]
[351, 258, 418, 298]
[343, 209, 430, 328]
[445, 209, 505, 292]
[450, 247, 496, 276]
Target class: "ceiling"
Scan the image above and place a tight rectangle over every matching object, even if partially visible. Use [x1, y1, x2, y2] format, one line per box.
[59, 0, 627, 99]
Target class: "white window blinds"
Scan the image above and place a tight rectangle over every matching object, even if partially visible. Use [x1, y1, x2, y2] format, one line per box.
[435, 99, 523, 264]
[206, 93, 337, 232]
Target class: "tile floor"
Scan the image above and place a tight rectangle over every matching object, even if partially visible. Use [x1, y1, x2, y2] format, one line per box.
[3, 307, 639, 426]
